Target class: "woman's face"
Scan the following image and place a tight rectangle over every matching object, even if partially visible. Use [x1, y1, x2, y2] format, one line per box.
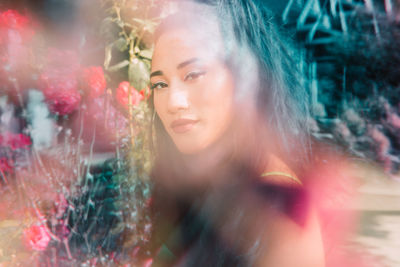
[151, 26, 235, 155]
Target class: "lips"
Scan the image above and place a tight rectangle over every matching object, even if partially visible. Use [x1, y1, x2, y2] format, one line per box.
[170, 118, 199, 134]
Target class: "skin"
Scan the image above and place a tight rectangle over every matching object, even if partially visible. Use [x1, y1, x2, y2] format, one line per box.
[151, 27, 235, 156]
[150, 20, 325, 267]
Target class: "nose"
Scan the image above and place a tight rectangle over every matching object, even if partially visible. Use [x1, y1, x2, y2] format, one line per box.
[167, 83, 189, 113]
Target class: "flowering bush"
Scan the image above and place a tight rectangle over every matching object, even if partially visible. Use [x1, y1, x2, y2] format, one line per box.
[0, 1, 154, 265]
[81, 66, 107, 98]
[0, 9, 35, 44]
[116, 81, 144, 109]
[23, 224, 51, 251]
[0, 9, 35, 97]
[0, 132, 31, 150]
[39, 71, 81, 115]
[0, 10, 30, 30]
[0, 132, 31, 176]
[0, 156, 13, 173]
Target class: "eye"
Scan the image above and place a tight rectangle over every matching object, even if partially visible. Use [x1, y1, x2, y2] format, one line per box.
[184, 71, 206, 82]
[151, 81, 168, 90]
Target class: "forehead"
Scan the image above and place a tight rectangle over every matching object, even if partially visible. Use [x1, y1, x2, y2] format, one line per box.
[151, 25, 224, 71]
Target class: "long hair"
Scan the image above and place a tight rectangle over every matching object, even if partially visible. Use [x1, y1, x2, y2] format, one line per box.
[150, 0, 311, 176]
[216, 0, 311, 161]
[148, 0, 313, 263]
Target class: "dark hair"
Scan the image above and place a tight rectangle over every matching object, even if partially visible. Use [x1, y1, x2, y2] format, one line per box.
[151, 0, 311, 173]
[148, 1, 313, 263]
[215, 0, 311, 160]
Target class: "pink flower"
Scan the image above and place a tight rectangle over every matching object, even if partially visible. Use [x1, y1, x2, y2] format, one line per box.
[143, 258, 153, 267]
[0, 10, 35, 88]
[37, 48, 82, 115]
[69, 95, 128, 152]
[39, 71, 81, 115]
[370, 126, 390, 155]
[116, 81, 144, 109]
[45, 89, 81, 115]
[387, 112, 400, 129]
[0, 157, 13, 173]
[23, 224, 51, 251]
[81, 66, 106, 98]
[0, 10, 30, 30]
[0, 10, 35, 45]
[4, 133, 31, 150]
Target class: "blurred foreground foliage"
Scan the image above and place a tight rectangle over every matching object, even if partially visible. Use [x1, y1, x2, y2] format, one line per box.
[0, 0, 163, 265]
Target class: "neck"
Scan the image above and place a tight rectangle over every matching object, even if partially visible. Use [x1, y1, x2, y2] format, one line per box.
[181, 128, 237, 188]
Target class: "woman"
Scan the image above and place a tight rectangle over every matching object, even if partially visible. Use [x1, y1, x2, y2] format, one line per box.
[148, 0, 325, 266]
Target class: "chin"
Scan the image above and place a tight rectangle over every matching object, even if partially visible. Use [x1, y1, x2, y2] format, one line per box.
[171, 134, 210, 155]
[175, 142, 206, 155]
[169, 132, 207, 155]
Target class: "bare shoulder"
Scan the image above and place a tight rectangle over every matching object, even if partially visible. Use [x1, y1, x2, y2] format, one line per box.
[260, 154, 303, 187]
[253, 154, 325, 266]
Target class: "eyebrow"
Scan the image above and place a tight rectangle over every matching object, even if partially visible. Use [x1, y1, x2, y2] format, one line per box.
[177, 57, 199, 69]
[150, 58, 199, 78]
[150, 70, 163, 78]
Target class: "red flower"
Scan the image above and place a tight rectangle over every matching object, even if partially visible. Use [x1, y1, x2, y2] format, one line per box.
[23, 224, 51, 251]
[81, 66, 106, 98]
[45, 89, 81, 116]
[0, 10, 30, 30]
[0, 10, 35, 45]
[0, 157, 13, 173]
[4, 133, 31, 150]
[37, 48, 82, 115]
[139, 87, 151, 100]
[116, 81, 144, 109]
[0, 10, 35, 89]
[39, 71, 81, 115]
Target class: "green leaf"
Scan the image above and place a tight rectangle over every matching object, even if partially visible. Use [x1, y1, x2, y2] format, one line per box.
[116, 18, 125, 28]
[100, 17, 118, 42]
[128, 58, 150, 90]
[114, 37, 129, 52]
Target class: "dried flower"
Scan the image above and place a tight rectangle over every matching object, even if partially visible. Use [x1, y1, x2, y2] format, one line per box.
[81, 66, 107, 98]
[23, 224, 51, 251]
